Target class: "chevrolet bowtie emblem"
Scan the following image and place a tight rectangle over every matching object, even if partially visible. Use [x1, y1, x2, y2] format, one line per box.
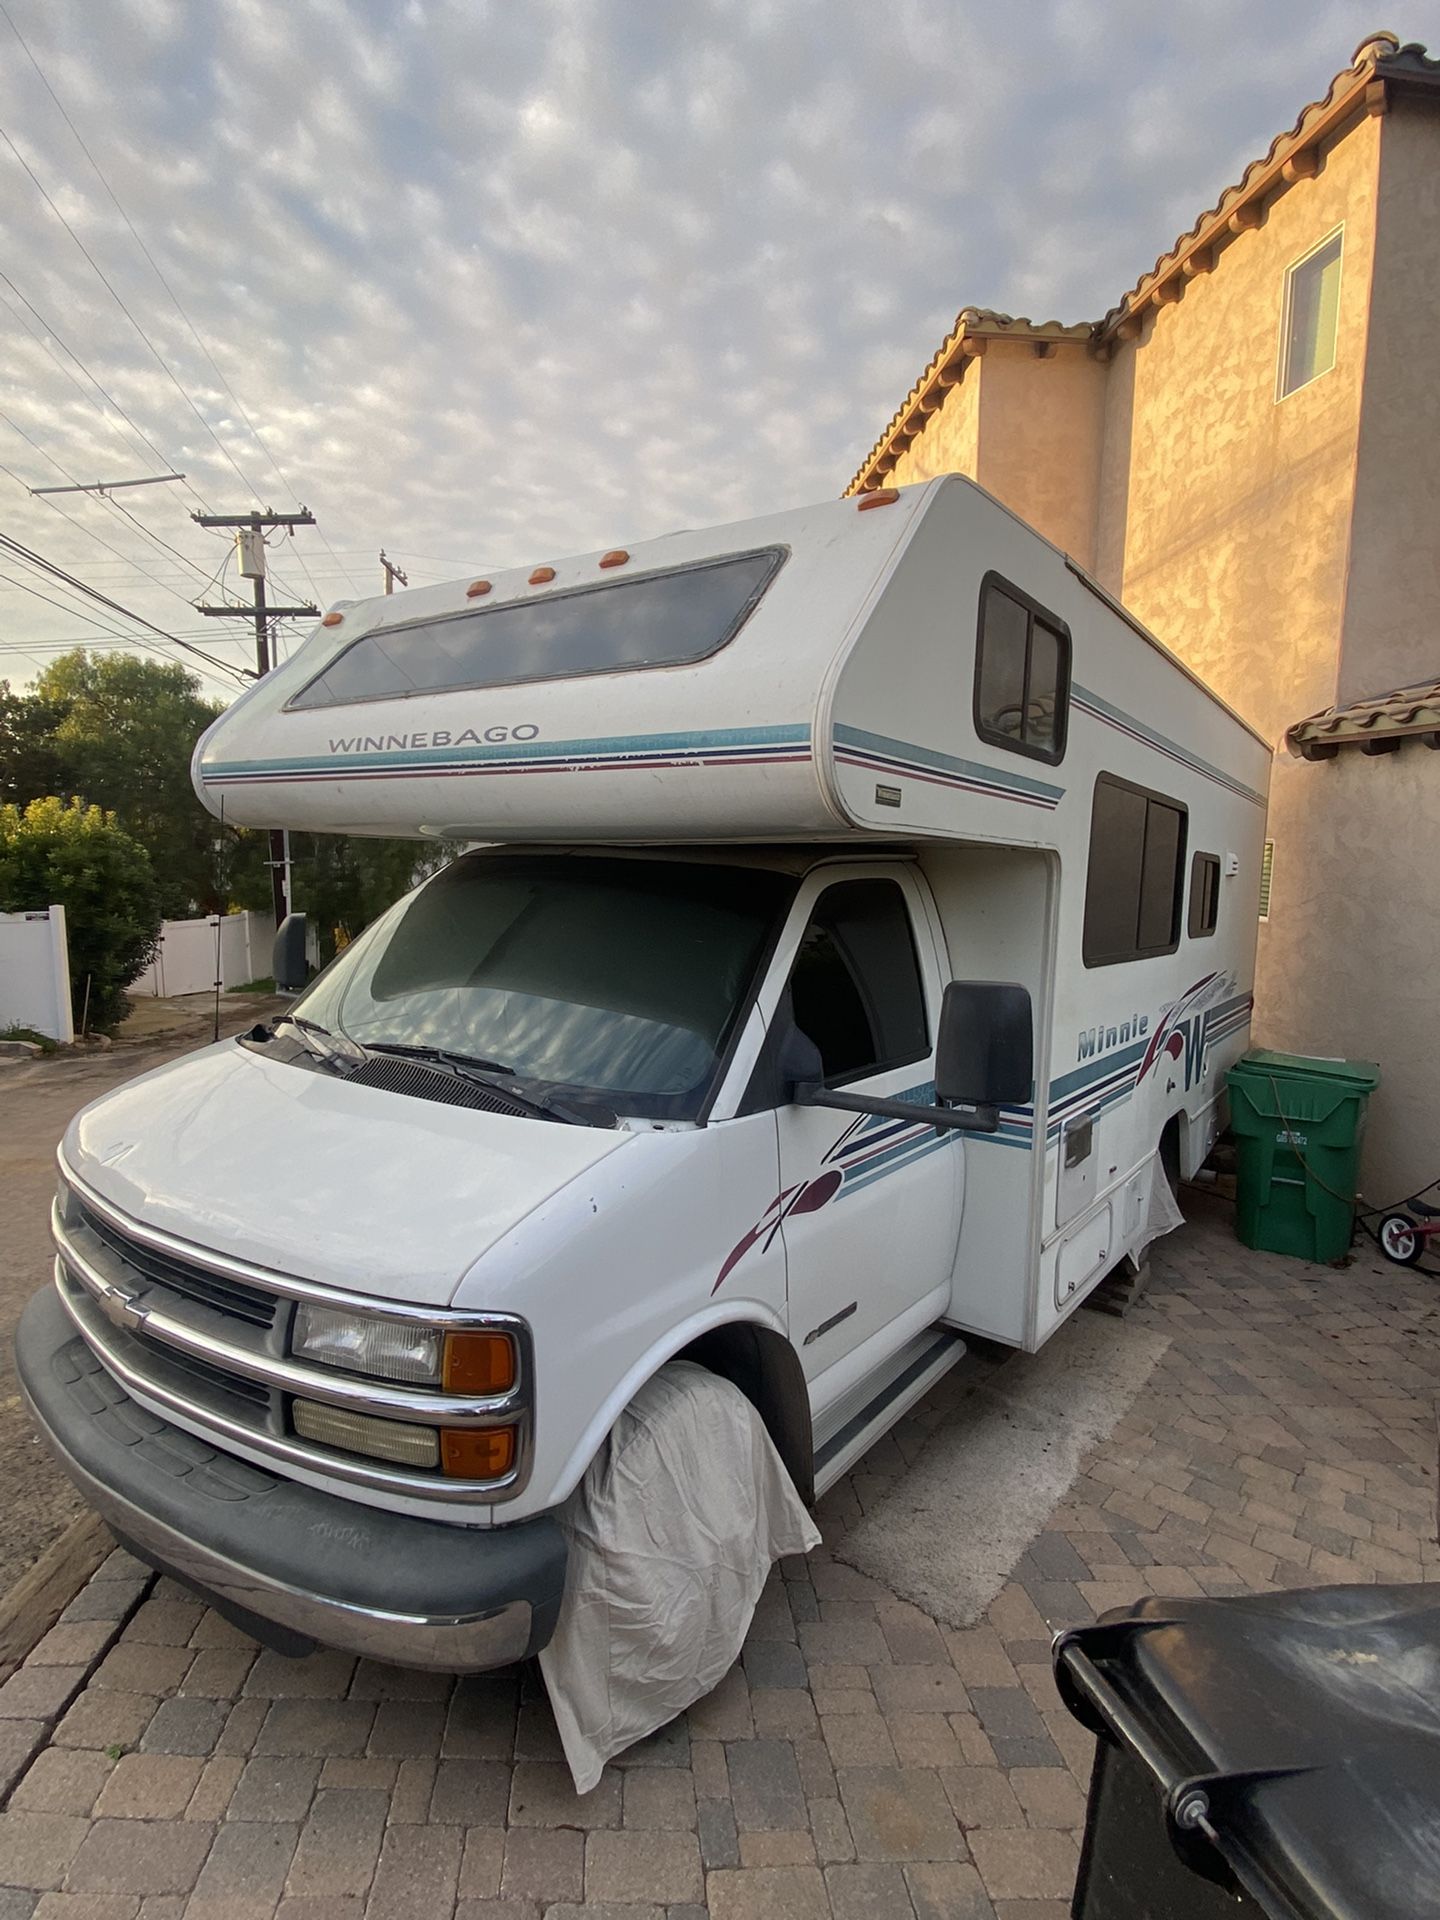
[99, 1283, 146, 1333]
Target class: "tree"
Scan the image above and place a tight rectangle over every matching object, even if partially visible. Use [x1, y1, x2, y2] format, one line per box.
[5, 648, 446, 960]
[0, 678, 66, 804]
[0, 796, 161, 1031]
[26, 652, 229, 918]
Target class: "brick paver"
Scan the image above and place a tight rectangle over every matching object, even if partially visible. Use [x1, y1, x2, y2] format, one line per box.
[3, 1196, 1437, 1914]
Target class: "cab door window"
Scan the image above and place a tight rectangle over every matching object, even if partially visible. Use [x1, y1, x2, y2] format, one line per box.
[789, 879, 929, 1086]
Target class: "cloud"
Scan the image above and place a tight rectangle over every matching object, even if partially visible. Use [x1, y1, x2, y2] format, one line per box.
[1, 0, 1435, 697]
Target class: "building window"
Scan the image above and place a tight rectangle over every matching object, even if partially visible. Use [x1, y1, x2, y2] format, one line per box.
[973, 573, 1070, 764]
[1082, 774, 1188, 967]
[1278, 229, 1343, 399]
[1188, 852, 1221, 938]
[788, 879, 929, 1085]
[1258, 840, 1275, 921]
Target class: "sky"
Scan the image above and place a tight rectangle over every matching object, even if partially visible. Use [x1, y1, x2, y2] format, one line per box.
[1, 0, 1435, 702]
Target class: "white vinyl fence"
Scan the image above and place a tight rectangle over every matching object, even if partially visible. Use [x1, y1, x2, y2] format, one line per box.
[132, 910, 276, 999]
[0, 905, 74, 1043]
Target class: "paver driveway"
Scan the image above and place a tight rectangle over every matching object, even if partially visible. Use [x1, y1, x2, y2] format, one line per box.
[2, 1190, 1437, 1918]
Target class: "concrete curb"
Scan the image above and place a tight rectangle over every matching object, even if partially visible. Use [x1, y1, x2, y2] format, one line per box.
[0, 1513, 115, 1685]
[0, 1535, 155, 1803]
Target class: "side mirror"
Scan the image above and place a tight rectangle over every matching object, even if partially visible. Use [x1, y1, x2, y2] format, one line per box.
[272, 913, 309, 994]
[935, 982, 1033, 1113]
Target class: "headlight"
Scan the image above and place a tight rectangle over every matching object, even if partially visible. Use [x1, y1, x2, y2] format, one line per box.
[292, 1305, 518, 1394]
[293, 1304, 441, 1383]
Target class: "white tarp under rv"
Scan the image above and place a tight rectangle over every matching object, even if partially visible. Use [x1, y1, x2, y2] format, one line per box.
[20, 475, 1270, 1679]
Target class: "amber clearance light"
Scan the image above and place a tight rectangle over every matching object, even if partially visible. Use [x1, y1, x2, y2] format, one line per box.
[441, 1427, 517, 1479]
[442, 1330, 517, 1395]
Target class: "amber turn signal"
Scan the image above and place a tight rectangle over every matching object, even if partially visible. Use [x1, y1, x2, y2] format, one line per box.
[440, 1425, 517, 1479]
[857, 488, 900, 510]
[442, 1330, 517, 1395]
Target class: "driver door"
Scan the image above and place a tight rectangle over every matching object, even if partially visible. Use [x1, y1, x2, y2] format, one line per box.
[773, 869, 963, 1392]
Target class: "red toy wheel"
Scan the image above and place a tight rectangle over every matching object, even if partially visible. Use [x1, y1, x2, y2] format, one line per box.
[1379, 1214, 1423, 1265]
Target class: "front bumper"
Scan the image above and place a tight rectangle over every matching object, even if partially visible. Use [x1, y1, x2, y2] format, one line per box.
[16, 1286, 568, 1671]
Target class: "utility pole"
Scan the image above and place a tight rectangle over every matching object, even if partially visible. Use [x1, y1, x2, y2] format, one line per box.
[193, 508, 318, 926]
[380, 550, 408, 595]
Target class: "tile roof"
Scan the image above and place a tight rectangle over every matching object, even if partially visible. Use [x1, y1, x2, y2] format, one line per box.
[844, 310, 1094, 498]
[846, 34, 1440, 497]
[1287, 676, 1440, 759]
[1096, 35, 1440, 338]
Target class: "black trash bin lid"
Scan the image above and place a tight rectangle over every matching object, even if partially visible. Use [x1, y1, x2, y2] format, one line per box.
[1058, 1584, 1440, 1920]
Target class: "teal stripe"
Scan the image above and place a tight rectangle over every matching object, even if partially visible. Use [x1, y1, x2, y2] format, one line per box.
[1072, 685, 1266, 807]
[1050, 1040, 1147, 1103]
[203, 723, 811, 779]
[831, 724, 1064, 803]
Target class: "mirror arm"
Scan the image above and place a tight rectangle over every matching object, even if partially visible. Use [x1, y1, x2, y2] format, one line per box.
[794, 1084, 999, 1135]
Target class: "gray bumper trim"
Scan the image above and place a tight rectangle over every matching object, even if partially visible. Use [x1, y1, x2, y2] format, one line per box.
[17, 1286, 567, 1672]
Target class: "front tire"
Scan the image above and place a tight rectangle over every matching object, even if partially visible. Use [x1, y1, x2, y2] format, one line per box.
[1379, 1213, 1423, 1265]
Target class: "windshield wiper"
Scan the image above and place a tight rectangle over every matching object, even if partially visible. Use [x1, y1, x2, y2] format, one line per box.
[365, 1041, 613, 1128]
[264, 1014, 368, 1072]
[364, 1041, 514, 1075]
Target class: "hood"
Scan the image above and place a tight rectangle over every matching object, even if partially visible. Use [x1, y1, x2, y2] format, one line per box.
[62, 1039, 631, 1306]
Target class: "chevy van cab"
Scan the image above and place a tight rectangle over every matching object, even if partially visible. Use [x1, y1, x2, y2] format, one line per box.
[18, 476, 1270, 1670]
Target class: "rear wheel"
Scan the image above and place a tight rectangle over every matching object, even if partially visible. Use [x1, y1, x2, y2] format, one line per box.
[1159, 1118, 1182, 1203]
[1379, 1214, 1423, 1265]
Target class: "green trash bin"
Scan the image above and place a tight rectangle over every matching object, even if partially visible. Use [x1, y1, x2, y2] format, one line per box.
[1226, 1051, 1379, 1263]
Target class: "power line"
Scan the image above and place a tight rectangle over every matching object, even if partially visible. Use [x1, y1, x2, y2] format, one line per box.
[0, 269, 199, 496]
[0, 569, 241, 695]
[0, 416, 228, 614]
[0, 8, 366, 598]
[0, 120, 275, 508]
[0, 527, 251, 683]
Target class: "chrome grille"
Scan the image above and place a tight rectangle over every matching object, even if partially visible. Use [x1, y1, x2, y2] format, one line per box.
[135, 1332, 273, 1412]
[76, 1199, 277, 1329]
[54, 1173, 533, 1503]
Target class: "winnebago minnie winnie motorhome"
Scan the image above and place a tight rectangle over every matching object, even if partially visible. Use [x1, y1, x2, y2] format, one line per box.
[19, 476, 1270, 1670]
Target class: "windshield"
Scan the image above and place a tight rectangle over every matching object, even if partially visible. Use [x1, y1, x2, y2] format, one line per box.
[290, 854, 795, 1121]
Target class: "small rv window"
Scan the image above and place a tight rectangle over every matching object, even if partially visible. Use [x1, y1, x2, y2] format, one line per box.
[983, 576, 1075, 764]
[789, 880, 928, 1086]
[288, 547, 786, 709]
[974, 574, 1069, 764]
[1083, 773, 1187, 966]
[1188, 852, 1221, 938]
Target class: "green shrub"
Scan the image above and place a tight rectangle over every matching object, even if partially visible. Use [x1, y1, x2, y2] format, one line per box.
[0, 797, 162, 1031]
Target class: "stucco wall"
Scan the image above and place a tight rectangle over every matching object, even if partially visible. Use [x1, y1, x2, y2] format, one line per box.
[1339, 97, 1440, 702]
[1102, 112, 1379, 748]
[888, 360, 982, 487]
[971, 341, 1107, 571]
[888, 343, 1106, 571]
[1260, 746, 1440, 1203]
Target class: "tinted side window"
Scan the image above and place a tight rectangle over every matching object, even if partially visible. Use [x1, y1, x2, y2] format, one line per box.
[974, 575, 1070, 764]
[1083, 774, 1187, 966]
[1188, 852, 1221, 938]
[789, 880, 928, 1084]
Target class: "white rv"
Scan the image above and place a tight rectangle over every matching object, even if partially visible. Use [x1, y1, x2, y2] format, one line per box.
[19, 476, 1269, 1670]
